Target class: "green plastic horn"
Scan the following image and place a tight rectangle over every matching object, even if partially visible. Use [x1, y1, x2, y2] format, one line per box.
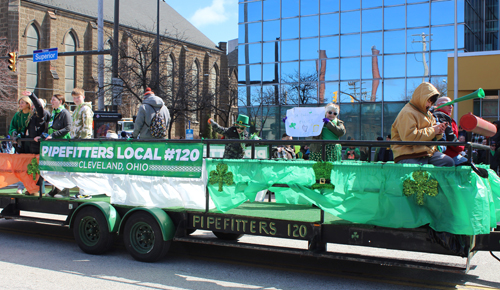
[436, 88, 485, 109]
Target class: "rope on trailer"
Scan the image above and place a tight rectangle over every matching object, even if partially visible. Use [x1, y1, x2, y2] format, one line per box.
[491, 251, 500, 263]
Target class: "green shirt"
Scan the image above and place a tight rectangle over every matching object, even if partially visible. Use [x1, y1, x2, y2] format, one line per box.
[321, 119, 340, 140]
[9, 111, 30, 136]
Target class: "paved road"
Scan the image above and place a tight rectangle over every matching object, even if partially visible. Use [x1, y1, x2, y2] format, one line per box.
[0, 219, 498, 290]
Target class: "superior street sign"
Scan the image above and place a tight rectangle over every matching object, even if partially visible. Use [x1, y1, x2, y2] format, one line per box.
[33, 48, 58, 62]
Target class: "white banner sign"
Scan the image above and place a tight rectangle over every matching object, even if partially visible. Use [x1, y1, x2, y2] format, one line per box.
[285, 107, 325, 137]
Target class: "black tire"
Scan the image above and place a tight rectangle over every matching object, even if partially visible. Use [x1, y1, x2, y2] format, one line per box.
[212, 231, 244, 240]
[123, 212, 170, 262]
[73, 206, 115, 255]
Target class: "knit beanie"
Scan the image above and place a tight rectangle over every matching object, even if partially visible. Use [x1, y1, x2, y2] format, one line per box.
[144, 87, 154, 96]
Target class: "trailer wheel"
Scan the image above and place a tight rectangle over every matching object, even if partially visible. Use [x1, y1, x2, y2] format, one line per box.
[212, 231, 243, 240]
[73, 206, 114, 255]
[123, 212, 170, 262]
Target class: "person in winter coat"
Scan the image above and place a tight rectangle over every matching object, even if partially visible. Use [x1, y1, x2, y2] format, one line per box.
[309, 103, 346, 162]
[391, 82, 453, 167]
[133, 88, 170, 139]
[34, 94, 72, 197]
[22, 91, 50, 154]
[208, 114, 250, 159]
[433, 97, 467, 165]
[70, 88, 93, 139]
[34, 94, 72, 141]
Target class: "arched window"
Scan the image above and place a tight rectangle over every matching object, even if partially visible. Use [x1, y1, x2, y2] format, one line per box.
[104, 40, 112, 105]
[191, 60, 200, 121]
[166, 54, 175, 98]
[26, 24, 39, 93]
[65, 32, 76, 102]
[209, 65, 218, 108]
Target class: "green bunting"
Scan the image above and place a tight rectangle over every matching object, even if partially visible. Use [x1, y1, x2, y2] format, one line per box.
[403, 170, 439, 205]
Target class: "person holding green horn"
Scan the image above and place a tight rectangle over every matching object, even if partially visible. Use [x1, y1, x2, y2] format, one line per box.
[208, 114, 250, 159]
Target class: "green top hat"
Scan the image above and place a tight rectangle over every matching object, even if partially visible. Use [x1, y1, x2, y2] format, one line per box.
[235, 114, 250, 127]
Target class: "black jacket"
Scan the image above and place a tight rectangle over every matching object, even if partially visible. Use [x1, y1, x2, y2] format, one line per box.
[27, 93, 50, 154]
[49, 107, 72, 139]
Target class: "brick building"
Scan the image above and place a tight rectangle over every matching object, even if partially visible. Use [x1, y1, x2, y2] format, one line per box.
[0, 0, 236, 138]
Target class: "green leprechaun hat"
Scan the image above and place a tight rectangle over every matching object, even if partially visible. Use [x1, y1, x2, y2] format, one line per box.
[311, 161, 335, 190]
[235, 114, 250, 127]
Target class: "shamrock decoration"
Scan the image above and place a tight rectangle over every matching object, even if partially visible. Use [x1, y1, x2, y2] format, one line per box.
[402, 170, 439, 205]
[27, 157, 39, 181]
[289, 122, 297, 129]
[209, 163, 234, 192]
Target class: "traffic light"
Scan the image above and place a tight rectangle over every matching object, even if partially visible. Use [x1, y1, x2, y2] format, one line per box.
[7, 52, 17, 72]
[332, 91, 338, 103]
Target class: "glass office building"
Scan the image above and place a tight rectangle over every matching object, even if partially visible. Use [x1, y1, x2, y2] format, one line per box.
[238, 0, 499, 140]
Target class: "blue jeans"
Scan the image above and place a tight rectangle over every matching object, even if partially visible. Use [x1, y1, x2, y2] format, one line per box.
[453, 154, 468, 165]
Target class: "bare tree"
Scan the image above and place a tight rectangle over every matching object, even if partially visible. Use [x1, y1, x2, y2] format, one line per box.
[405, 79, 448, 101]
[282, 71, 319, 105]
[103, 26, 215, 138]
[237, 85, 276, 137]
[0, 37, 19, 115]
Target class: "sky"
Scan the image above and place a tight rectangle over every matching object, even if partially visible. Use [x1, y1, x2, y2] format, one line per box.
[166, 0, 238, 45]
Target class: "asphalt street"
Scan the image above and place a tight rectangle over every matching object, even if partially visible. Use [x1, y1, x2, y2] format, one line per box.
[0, 218, 499, 290]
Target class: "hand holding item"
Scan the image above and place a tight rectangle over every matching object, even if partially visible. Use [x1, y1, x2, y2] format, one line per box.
[433, 123, 446, 134]
[322, 118, 330, 124]
[208, 118, 212, 124]
[22, 91, 32, 96]
[282, 116, 287, 123]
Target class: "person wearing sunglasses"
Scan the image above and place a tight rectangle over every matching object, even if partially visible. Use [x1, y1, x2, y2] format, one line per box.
[208, 114, 250, 159]
[309, 103, 346, 162]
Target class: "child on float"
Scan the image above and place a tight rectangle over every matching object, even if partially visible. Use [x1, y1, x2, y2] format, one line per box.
[309, 103, 346, 162]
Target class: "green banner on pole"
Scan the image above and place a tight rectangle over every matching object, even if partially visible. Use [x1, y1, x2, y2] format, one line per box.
[39, 141, 203, 178]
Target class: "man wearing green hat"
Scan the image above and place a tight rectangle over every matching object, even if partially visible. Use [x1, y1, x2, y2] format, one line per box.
[208, 114, 250, 159]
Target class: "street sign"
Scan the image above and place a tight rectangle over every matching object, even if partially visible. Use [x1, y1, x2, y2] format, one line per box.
[33, 48, 58, 62]
[186, 129, 194, 140]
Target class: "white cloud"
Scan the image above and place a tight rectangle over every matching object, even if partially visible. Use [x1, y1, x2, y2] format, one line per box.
[190, 0, 231, 27]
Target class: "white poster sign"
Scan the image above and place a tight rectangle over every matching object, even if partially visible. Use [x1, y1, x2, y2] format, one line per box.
[285, 107, 325, 137]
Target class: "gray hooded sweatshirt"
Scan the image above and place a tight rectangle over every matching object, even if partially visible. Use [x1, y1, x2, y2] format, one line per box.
[133, 94, 171, 139]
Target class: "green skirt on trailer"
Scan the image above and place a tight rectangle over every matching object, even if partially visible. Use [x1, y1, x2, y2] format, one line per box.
[206, 159, 500, 236]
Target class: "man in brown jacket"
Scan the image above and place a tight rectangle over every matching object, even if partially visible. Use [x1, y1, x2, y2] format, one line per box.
[391, 82, 454, 167]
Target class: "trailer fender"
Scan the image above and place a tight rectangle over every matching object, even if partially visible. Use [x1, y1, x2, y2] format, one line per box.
[119, 207, 175, 242]
[69, 202, 120, 233]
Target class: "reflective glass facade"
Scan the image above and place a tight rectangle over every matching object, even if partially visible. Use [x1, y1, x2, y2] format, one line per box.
[238, 0, 499, 140]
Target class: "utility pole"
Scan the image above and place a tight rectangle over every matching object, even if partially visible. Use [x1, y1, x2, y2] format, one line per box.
[412, 32, 432, 83]
[347, 81, 367, 102]
[97, 0, 104, 111]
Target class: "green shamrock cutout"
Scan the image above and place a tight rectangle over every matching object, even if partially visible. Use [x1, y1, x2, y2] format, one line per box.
[403, 171, 439, 205]
[289, 122, 296, 129]
[209, 163, 234, 192]
[27, 158, 39, 181]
